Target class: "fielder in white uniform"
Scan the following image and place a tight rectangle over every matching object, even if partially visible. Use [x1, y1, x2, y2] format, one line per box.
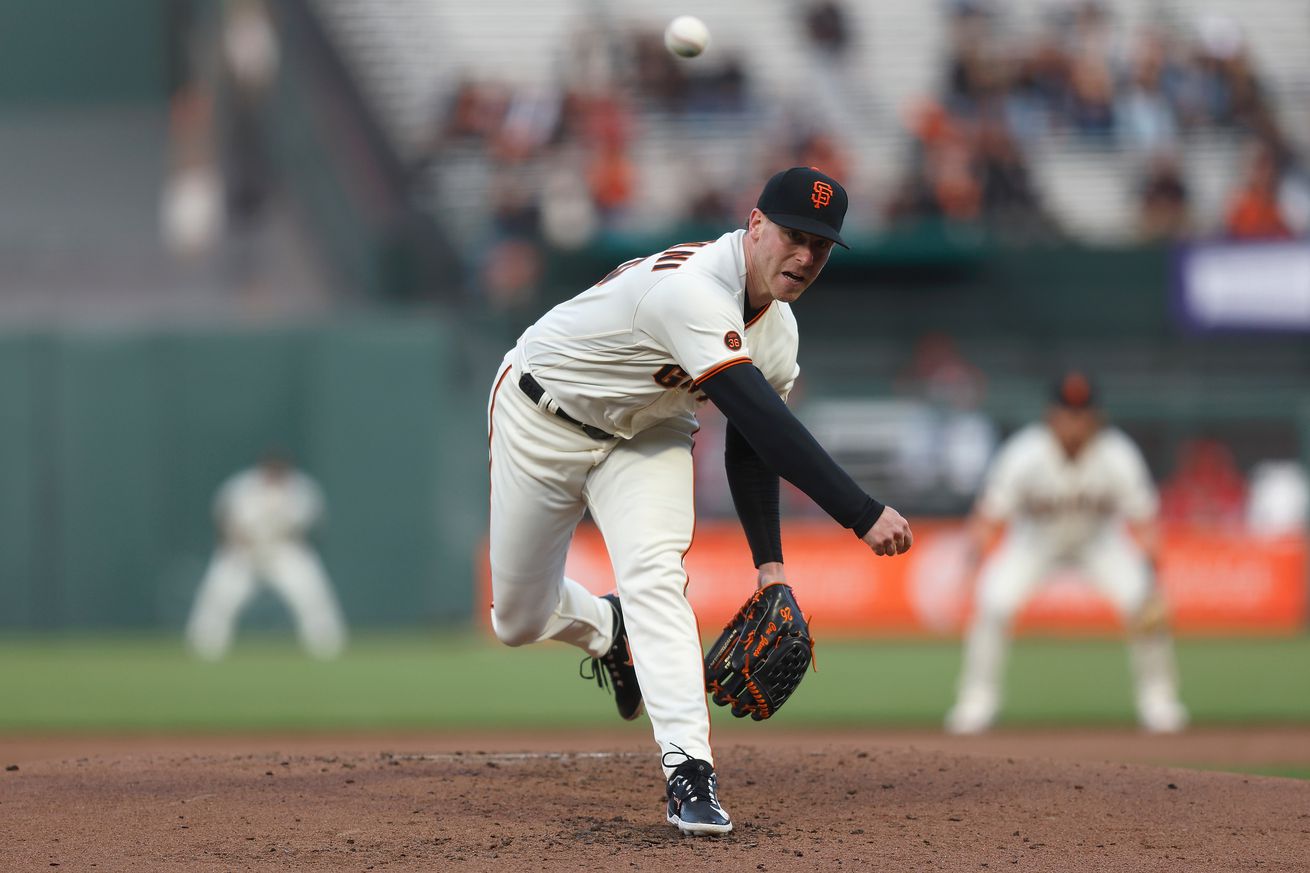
[185, 454, 347, 660]
[487, 168, 913, 836]
[945, 372, 1188, 734]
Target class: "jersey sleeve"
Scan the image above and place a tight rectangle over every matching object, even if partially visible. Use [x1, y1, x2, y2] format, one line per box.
[213, 475, 240, 524]
[292, 475, 325, 529]
[776, 361, 800, 401]
[974, 433, 1026, 520]
[1112, 433, 1159, 522]
[634, 274, 751, 382]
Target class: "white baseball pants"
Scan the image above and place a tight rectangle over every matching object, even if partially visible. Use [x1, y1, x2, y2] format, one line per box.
[185, 541, 347, 660]
[487, 362, 712, 773]
[952, 532, 1183, 728]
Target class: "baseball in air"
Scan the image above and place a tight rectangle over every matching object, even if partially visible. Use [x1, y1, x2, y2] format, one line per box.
[664, 16, 710, 58]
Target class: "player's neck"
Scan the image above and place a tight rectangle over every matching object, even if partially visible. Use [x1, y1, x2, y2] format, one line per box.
[741, 235, 771, 311]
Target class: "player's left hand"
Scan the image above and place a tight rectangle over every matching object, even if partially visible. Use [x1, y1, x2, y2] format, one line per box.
[704, 583, 813, 720]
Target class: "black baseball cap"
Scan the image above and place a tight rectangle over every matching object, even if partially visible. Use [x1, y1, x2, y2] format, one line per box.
[756, 166, 850, 248]
[1051, 371, 1098, 409]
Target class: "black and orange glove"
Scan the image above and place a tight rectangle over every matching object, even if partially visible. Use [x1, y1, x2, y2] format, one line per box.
[704, 583, 813, 721]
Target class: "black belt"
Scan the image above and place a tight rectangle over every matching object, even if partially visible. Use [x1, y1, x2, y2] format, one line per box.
[518, 372, 615, 440]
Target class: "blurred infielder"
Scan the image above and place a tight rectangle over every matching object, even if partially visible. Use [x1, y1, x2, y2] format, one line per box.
[487, 168, 912, 835]
[945, 372, 1187, 734]
[185, 454, 346, 660]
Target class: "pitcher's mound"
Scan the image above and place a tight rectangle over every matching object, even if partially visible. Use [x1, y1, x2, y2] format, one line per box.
[2, 738, 1306, 871]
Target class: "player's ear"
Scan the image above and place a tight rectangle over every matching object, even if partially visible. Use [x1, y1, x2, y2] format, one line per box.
[747, 208, 764, 239]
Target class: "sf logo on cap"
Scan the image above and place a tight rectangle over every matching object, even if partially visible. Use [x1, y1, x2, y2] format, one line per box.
[811, 181, 833, 209]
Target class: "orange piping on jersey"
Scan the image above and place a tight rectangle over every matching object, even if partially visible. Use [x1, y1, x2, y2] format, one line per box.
[693, 356, 752, 385]
[744, 301, 773, 329]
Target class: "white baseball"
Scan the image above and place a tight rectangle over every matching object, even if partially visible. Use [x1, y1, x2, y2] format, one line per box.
[664, 16, 710, 58]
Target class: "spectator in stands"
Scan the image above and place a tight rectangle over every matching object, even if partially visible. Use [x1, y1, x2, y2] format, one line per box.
[976, 114, 1049, 238]
[886, 100, 978, 224]
[945, 2, 1008, 115]
[929, 139, 984, 222]
[1137, 151, 1190, 241]
[480, 170, 545, 310]
[1063, 1, 1117, 139]
[684, 184, 736, 229]
[804, 0, 852, 58]
[587, 140, 635, 219]
[894, 333, 997, 504]
[577, 91, 636, 220]
[1117, 33, 1179, 153]
[1193, 15, 1269, 132]
[491, 86, 565, 163]
[796, 132, 852, 190]
[1225, 140, 1293, 240]
[440, 78, 510, 144]
[889, 97, 1055, 237]
[1008, 30, 1070, 142]
[1158, 438, 1248, 526]
[219, 0, 279, 231]
[685, 53, 750, 115]
[630, 30, 688, 111]
[162, 84, 224, 260]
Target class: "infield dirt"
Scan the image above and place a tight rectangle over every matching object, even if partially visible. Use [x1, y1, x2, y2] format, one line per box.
[2, 729, 1307, 871]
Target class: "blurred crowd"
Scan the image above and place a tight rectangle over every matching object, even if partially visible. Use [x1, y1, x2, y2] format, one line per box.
[429, 22, 767, 309]
[424, 0, 1310, 308]
[888, 0, 1310, 243]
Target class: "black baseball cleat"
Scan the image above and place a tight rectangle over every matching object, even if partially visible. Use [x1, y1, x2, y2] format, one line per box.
[579, 593, 643, 721]
[664, 749, 733, 836]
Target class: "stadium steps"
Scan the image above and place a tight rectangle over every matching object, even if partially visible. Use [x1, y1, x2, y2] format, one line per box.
[0, 105, 330, 322]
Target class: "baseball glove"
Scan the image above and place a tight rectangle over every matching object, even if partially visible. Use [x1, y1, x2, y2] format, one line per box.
[704, 583, 813, 721]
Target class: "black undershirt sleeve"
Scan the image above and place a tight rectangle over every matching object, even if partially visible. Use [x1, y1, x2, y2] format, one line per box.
[700, 363, 885, 539]
[724, 420, 783, 567]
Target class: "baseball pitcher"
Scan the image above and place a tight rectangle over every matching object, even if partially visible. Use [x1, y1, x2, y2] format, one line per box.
[486, 168, 912, 835]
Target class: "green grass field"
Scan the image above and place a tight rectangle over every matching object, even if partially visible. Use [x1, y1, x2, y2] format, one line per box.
[1, 632, 1307, 732]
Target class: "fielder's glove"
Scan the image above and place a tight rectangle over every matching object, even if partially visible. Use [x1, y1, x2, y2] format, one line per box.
[704, 582, 813, 721]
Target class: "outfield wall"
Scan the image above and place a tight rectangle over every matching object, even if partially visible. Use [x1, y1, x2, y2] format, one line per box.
[478, 520, 1309, 637]
[0, 322, 486, 630]
[3, 320, 1306, 635]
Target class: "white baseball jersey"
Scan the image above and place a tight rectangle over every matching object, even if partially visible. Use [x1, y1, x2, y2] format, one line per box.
[509, 229, 799, 439]
[215, 469, 323, 548]
[977, 423, 1158, 556]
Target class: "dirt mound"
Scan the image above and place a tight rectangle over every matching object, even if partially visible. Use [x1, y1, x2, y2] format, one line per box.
[2, 735, 1307, 871]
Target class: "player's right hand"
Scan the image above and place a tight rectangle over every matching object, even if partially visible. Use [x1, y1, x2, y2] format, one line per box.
[862, 506, 913, 557]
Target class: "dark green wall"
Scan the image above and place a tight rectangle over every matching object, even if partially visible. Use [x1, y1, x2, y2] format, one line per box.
[0, 0, 168, 107]
[0, 321, 486, 630]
